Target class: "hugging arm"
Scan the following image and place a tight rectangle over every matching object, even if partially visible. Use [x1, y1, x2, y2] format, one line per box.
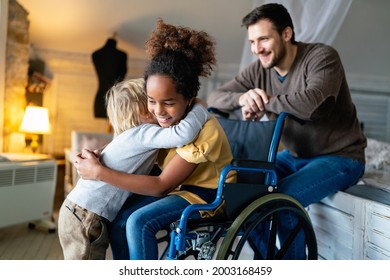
[140, 103, 210, 148]
[75, 150, 196, 196]
[73, 103, 208, 196]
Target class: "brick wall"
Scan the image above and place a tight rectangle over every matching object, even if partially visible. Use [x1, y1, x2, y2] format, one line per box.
[3, 0, 29, 152]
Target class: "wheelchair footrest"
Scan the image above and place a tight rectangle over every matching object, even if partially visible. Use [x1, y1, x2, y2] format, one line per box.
[198, 240, 216, 260]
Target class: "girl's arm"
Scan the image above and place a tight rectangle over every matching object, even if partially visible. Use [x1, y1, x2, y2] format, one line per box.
[75, 149, 197, 196]
[141, 103, 209, 148]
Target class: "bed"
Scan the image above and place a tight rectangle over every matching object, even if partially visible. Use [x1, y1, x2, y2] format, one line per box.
[308, 138, 390, 259]
[345, 138, 390, 207]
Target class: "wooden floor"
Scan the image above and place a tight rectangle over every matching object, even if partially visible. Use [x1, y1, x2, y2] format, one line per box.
[0, 214, 63, 260]
[0, 162, 116, 260]
[0, 165, 114, 261]
[0, 209, 113, 260]
[0, 206, 62, 260]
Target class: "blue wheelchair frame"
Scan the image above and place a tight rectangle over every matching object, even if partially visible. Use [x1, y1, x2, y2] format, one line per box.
[167, 112, 292, 259]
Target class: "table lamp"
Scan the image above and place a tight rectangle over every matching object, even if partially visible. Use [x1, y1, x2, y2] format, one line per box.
[19, 105, 51, 153]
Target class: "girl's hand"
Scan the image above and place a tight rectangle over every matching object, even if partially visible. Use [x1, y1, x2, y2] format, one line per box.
[194, 97, 208, 108]
[74, 148, 102, 180]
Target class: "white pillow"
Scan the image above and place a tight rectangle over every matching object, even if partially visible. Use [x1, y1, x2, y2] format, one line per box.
[365, 138, 390, 171]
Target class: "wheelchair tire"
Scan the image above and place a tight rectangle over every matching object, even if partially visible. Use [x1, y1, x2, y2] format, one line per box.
[216, 193, 317, 260]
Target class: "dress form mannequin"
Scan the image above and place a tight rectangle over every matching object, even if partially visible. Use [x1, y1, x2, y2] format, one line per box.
[92, 36, 127, 119]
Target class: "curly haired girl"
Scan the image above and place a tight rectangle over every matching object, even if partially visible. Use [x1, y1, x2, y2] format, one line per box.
[75, 19, 235, 259]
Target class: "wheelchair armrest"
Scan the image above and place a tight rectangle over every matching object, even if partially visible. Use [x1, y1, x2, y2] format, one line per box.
[173, 197, 224, 254]
[231, 159, 275, 170]
[177, 161, 276, 225]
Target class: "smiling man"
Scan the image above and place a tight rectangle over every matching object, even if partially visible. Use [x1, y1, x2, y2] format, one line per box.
[207, 3, 366, 259]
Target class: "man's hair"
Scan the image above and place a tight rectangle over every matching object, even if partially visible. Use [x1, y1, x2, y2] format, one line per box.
[105, 78, 147, 136]
[242, 3, 296, 43]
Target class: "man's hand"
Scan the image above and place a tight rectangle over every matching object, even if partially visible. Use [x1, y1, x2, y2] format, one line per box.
[238, 88, 269, 120]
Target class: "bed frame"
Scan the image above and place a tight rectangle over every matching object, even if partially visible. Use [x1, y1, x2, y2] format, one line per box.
[308, 179, 390, 259]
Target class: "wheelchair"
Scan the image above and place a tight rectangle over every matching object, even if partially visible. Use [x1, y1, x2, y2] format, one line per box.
[161, 111, 318, 260]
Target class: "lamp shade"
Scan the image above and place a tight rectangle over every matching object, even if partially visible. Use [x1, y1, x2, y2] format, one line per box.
[19, 106, 51, 135]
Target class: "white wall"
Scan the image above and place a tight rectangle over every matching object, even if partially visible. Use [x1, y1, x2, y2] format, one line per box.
[333, 0, 390, 92]
[332, 0, 390, 141]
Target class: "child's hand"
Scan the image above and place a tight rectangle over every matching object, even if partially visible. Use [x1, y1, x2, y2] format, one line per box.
[194, 97, 208, 108]
[93, 149, 102, 157]
[74, 149, 101, 180]
[93, 145, 106, 157]
[81, 148, 98, 159]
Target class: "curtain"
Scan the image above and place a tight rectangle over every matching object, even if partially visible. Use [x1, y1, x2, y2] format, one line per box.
[240, 0, 353, 71]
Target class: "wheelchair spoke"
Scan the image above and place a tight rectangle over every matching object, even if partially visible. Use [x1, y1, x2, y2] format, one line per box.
[266, 213, 278, 259]
[275, 219, 303, 259]
[229, 208, 270, 259]
[247, 236, 262, 259]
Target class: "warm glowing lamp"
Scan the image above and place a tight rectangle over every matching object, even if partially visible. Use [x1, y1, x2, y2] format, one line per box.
[19, 106, 51, 153]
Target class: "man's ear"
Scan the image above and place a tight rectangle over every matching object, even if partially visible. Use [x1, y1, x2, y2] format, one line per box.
[283, 26, 293, 42]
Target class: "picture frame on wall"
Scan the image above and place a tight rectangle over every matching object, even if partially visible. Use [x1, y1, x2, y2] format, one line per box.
[26, 71, 50, 106]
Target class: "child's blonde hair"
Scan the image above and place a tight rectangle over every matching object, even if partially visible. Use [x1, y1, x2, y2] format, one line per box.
[105, 78, 148, 136]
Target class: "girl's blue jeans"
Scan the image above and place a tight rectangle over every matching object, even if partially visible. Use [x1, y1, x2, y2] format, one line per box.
[108, 149, 365, 260]
[108, 194, 196, 260]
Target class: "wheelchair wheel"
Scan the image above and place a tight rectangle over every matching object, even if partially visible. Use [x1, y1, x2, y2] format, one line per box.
[216, 193, 317, 260]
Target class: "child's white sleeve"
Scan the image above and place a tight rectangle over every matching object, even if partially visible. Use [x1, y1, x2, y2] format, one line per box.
[140, 103, 210, 148]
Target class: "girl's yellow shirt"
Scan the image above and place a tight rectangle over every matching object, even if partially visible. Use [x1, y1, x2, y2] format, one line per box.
[157, 115, 236, 215]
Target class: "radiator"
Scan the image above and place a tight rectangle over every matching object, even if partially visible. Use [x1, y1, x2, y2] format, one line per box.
[0, 158, 57, 229]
